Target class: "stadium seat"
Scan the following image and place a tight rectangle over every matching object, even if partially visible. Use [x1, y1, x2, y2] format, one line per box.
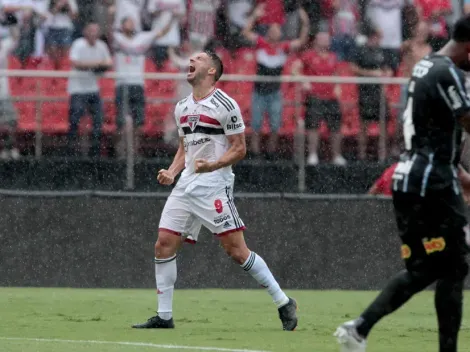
[41, 102, 69, 134]
[100, 77, 115, 99]
[10, 76, 38, 97]
[16, 102, 37, 132]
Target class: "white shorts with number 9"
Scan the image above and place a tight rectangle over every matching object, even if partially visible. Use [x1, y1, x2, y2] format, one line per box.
[158, 183, 246, 243]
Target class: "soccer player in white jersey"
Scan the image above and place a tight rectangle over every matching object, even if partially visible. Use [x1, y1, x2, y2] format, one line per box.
[132, 51, 298, 331]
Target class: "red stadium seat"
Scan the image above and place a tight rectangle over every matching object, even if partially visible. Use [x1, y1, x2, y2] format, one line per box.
[41, 102, 69, 134]
[100, 77, 115, 99]
[10, 77, 37, 97]
[16, 102, 36, 132]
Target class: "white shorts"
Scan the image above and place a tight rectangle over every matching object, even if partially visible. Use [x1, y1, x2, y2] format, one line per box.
[159, 183, 245, 243]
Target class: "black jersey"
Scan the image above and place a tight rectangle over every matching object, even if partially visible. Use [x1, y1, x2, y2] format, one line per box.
[393, 54, 470, 195]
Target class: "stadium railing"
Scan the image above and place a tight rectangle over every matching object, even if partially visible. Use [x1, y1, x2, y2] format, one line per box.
[0, 69, 409, 191]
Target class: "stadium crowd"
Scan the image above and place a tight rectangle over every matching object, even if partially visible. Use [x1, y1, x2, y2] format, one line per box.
[0, 0, 462, 161]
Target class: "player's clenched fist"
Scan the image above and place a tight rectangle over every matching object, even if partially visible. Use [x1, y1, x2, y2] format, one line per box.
[157, 169, 174, 185]
[195, 159, 215, 173]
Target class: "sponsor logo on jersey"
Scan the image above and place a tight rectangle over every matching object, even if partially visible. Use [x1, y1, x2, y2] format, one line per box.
[422, 237, 446, 255]
[184, 137, 210, 150]
[214, 214, 231, 224]
[448, 86, 462, 110]
[226, 122, 243, 130]
[223, 221, 232, 229]
[214, 199, 223, 214]
[401, 244, 411, 259]
[188, 114, 200, 131]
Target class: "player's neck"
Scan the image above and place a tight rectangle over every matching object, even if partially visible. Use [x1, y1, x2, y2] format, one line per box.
[438, 40, 466, 64]
[192, 84, 216, 101]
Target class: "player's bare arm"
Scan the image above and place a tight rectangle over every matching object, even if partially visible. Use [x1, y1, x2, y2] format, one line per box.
[195, 133, 246, 173]
[158, 137, 185, 185]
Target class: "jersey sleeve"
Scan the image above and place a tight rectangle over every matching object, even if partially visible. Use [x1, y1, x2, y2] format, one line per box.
[437, 66, 470, 119]
[174, 104, 184, 137]
[222, 100, 245, 136]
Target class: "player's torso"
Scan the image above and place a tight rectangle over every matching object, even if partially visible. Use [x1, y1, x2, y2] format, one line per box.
[393, 55, 464, 195]
[177, 90, 237, 186]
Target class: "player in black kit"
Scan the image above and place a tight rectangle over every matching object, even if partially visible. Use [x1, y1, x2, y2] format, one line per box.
[335, 15, 470, 352]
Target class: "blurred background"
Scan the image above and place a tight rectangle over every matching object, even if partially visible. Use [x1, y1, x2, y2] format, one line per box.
[0, 0, 465, 193]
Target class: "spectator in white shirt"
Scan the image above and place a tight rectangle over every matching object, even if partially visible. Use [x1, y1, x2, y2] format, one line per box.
[46, 0, 78, 69]
[0, 27, 18, 159]
[113, 16, 175, 158]
[147, 0, 185, 69]
[68, 22, 112, 157]
[366, 0, 405, 73]
[112, 0, 146, 32]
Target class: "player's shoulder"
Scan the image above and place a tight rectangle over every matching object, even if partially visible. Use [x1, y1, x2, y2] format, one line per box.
[210, 89, 240, 113]
[175, 96, 190, 115]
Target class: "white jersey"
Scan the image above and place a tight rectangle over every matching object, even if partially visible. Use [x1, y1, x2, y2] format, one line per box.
[175, 88, 245, 188]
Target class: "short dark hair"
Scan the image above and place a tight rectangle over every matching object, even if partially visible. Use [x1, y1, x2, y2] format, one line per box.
[205, 51, 224, 82]
[452, 15, 470, 42]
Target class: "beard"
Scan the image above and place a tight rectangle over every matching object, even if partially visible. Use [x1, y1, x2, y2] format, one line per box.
[187, 71, 203, 86]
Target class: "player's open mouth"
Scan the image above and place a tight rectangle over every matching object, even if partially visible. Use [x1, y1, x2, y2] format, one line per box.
[188, 65, 195, 73]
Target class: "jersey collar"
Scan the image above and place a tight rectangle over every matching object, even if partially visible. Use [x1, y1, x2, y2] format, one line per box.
[192, 87, 217, 104]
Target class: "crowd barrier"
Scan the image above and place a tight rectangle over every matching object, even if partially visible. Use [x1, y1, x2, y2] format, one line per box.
[2, 69, 408, 192]
[2, 191, 469, 290]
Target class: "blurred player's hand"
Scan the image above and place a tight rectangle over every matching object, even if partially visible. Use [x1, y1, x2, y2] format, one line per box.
[157, 169, 175, 185]
[195, 159, 215, 173]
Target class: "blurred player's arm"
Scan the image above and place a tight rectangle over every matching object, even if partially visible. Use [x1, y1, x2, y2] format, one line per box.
[158, 137, 185, 185]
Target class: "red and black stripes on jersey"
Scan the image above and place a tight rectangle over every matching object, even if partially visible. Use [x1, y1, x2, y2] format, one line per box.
[180, 114, 225, 135]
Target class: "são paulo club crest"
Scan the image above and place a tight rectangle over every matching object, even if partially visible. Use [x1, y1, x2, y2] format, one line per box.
[188, 115, 200, 132]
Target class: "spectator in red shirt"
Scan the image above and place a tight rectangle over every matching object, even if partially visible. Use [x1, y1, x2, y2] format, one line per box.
[242, 4, 308, 159]
[292, 31, 346, 166]
[368, 162, 397, 196]
[415, 0, 452, 51]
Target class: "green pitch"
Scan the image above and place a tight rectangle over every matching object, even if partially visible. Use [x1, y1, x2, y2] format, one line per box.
[1, 288, 469, 352]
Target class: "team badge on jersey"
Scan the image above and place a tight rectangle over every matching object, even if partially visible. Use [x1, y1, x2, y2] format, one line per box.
[188, 115, 200, 132]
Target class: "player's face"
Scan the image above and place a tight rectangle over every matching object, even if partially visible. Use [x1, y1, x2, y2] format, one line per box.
[187, 52, 213, 85]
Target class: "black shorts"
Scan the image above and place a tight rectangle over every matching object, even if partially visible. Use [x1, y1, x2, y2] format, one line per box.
[393, 189, 469, 280]
[304, 96, 342, 132]
[115, 85, 145, 129]
[358, 97, 390, 122]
